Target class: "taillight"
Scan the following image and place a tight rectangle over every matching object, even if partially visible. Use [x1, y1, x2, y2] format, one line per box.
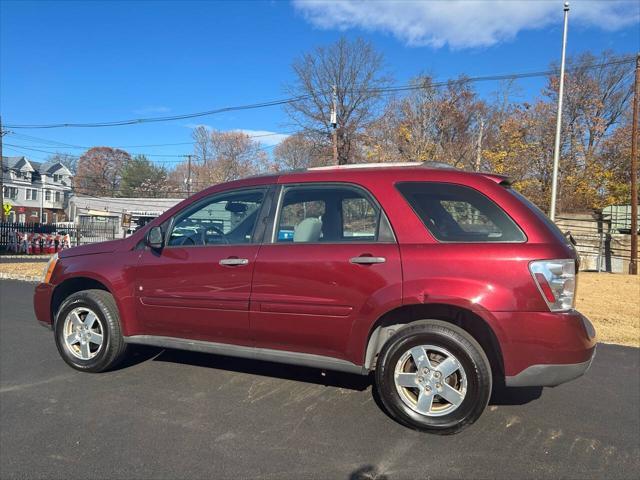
[529, 259, 576, 312]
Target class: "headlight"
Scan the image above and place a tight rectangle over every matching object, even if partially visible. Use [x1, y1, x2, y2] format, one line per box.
[529, 259, 576, 312]
[42, 253, 58, 284]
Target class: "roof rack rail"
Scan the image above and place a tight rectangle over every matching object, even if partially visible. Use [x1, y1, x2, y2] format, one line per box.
[307, 161, 458, 171]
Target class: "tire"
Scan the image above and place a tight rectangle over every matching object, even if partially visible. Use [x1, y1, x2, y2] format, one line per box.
[374, 320, 492, 434]
[54, 289, 128, 372]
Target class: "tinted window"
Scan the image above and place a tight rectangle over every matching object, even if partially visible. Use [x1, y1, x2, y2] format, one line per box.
[168, 189, 264, 246]
[507, 188, 570, 246]
[276, 185, 391, 243]
[397, 182, 525, 242]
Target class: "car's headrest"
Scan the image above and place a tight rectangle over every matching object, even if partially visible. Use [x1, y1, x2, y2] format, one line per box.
[293, 217, 322, 243]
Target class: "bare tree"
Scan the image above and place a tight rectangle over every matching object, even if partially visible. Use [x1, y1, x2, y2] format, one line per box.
[364, 76, 486, 168]
[192, 126, 214, 165]
[273, 133, 330, 170]
[171, 130, 269, 192]
[285, 37, 391, 164]
[44, 152, 79, 173]
[75, 147, 130, 196]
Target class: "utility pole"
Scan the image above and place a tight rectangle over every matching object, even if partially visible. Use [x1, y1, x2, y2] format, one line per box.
[549, 1, 570, 221]
[40, 186, 44, 224]
[475, 116, 484, 172]
[184, 154, 193, 197]
[630, 53, 639, 275]
[331, 84, 338, 165]
[0, 115, 5, 222]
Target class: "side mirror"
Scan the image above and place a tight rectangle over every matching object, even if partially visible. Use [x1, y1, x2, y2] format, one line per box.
[146, 226, 164, 249]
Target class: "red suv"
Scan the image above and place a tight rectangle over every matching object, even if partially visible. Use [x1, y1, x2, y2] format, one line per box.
[34, 163, 596, 433]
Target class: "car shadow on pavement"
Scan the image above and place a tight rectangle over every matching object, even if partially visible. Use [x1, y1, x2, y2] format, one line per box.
[489, 382, 543, 405]
[151, 347, 373, 391]
[145, 346, 545, 406]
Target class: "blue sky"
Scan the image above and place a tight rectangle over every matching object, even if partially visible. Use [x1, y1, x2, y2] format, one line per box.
[1, 0, 638, 167]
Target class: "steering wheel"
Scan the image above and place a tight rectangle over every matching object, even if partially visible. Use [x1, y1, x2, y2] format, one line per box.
[175, 233, 198, 246]
[205, 225, 230, 244]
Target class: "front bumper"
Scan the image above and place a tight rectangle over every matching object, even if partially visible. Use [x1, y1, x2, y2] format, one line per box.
[494, 310, 597, 387]
[33, 282, 55, 329]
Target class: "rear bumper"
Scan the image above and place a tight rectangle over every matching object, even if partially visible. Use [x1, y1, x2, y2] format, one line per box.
[33, 282, 54, 329]
[505, 348, 596, 387]
[493, 310, 597, 387]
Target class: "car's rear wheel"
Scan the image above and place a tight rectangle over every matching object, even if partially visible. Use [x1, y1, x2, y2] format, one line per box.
[375, 320, 492, 434]
[54, 289, 128, 372]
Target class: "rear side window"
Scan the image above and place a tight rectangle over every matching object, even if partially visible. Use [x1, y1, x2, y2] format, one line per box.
[396, 182, 525, 242]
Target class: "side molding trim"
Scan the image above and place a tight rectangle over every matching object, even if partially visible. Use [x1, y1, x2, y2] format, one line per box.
[123, 335, 367, 375]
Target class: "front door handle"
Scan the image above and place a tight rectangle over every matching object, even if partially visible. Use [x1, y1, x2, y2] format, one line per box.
[219, 258, 249, 266]
[350, 256, 386, 265]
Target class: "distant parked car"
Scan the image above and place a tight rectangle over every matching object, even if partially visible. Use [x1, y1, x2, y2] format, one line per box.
[34, 162, 596, 433]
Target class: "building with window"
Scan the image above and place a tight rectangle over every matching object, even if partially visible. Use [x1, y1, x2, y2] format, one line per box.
[1, 156, 73, 223]
[67, 195, 183, 236]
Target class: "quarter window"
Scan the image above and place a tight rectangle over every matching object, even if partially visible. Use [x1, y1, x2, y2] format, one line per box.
[168, 189, 265, 247]
[397, 182, 525, 242]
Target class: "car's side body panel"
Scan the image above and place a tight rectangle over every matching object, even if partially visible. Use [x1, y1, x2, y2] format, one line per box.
[33, 166, 595, 385]
[133, 244, 261, 345]
[250, 242, 402, 362]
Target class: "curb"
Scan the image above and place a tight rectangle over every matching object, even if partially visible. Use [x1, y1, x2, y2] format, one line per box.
[0, 272, 40, 282]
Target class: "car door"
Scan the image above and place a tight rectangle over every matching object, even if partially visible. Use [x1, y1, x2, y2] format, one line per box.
[135, 187, 269, 345]
[250, 183, 402, 361]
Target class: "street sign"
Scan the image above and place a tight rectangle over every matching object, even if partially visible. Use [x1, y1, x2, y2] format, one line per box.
[3, 202, 12, 216]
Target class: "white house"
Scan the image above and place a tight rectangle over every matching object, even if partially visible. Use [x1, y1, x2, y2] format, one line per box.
[1, 156, 73, 223]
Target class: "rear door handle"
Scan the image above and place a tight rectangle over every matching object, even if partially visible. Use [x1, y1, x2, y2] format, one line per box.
[219, 258, 249, 266]
[350, 256, 386, 265]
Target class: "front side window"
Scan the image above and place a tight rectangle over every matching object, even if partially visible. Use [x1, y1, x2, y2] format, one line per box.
[275, 184, 392, 243]
[397, 182, 525, 242]
[168, 189, 265, 247]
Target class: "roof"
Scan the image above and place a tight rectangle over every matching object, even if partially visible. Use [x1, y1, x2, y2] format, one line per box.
[274, 162, 509, 185]
[69, 195, 183, 214]
[2, 155, 72, 176]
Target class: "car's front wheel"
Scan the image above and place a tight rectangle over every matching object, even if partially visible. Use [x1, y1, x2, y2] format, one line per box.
[375, 320, 492, 434]
[54, 289, 128, 372]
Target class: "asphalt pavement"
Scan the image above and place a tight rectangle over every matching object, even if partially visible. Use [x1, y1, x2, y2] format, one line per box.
[1, 279, 638, 480]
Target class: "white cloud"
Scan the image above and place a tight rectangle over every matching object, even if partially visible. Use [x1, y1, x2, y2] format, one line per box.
[239, 129, 290, 146]
[133, 105, 171, 115]
[292, 0, 639, 49]
[184, 125, 289, 146]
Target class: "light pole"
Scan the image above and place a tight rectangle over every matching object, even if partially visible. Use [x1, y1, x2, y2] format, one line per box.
[549, 1, 570, 221]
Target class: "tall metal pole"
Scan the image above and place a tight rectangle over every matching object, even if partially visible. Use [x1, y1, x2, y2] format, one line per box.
[0, 115, 5, 222]
[331, 84, 338, 165]
[629, 53, 639, 275]
[549, 1, 570, 221]
[40, 186, 44, 224]
[185, 154, 193, 197]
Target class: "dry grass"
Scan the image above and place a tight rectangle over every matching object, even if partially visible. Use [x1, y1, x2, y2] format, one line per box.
[577, 272, 639, 347]
[0, 261, 46, 277]
[1, 262, 638, 346]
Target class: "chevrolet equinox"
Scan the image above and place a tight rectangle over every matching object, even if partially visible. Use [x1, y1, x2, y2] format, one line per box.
[34, 163, 596, 434]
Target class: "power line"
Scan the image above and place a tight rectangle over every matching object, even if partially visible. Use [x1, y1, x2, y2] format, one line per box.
[4, 56, 635, 130]
[3, 143, 186, 158]
[4, 142, 279, 164]
[9, 130, 298, 149]
[5, 97, 309, 129]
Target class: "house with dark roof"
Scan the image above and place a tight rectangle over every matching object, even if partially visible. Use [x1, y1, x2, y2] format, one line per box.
[1, 156, 73, 223]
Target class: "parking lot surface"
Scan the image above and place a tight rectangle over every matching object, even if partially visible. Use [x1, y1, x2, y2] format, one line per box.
[1, 279, 638, 480]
